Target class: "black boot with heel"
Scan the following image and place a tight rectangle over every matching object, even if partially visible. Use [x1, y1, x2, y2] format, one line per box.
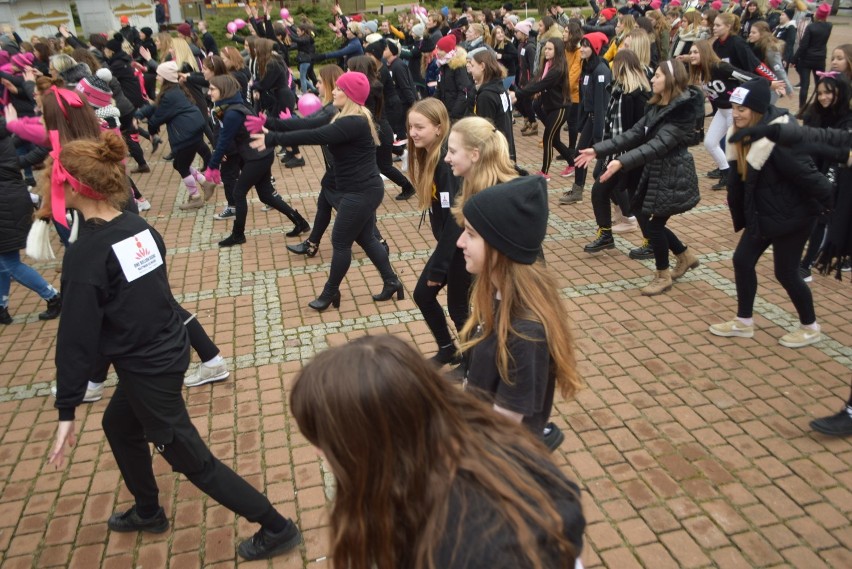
[308, 290, 341, 311]
[371, 277, 405, 302]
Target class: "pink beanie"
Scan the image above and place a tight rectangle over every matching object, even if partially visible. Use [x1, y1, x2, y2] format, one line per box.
[815, 3, 831, 19]
[11, 52, 34, 70]
[650, 0, 662, 9]
[711, 0, 722, 9]
[76, 76, 112, 108]
[335, 71, 370, 106]
[669, 0, 682, 7]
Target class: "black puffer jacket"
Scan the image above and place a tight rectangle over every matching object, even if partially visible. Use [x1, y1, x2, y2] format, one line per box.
[725, 108, 834, 239]
[0, 120, 33, 254]
[593, 89, 701, 217]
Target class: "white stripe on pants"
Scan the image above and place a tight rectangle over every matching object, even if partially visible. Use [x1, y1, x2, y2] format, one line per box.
[704, 108, 732, 170]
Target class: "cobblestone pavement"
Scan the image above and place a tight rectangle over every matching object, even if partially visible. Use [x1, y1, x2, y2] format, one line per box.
[2, 21, 852, 569]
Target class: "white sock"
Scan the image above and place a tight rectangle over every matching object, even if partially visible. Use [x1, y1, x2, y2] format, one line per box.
[803, 322, 820, 331]
[87, 381, 102, 390]
[737, 317, 754, 326]
[203, 355, 224, 367]
[845, 405, 852, 419]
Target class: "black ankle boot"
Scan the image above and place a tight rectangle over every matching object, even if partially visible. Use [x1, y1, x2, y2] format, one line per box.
[372, 277, 405, 301]
[219, 233, 246, 247]
[38, 294, 61, 320]
[285, 213, 310, 237]
[583, 230, 615, 253]
[0, 306, 12, 325]
[308, 290, 341, 311]
[287, 240, 319, 257]
[429, 345, 462, 366]
[395, 187, 415, 201]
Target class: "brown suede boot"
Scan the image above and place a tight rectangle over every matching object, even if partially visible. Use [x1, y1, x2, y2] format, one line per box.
[523, 122, 539, 137]
[671, 247, 700, 280]
[640, 269, 672, 296]
[520, 120, 531, 135]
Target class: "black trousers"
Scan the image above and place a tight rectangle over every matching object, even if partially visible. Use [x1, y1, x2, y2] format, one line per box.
[566, 103, 581, 150]
[325, 187, 394, 295]
[221, 156, 241, 207]
[102, 367, 276, 523]
[307, 187, 383, 245]
[119, 113, 147, 168]
[232, 153, 299, 237]
[733, 223, 816, 324]
[574, 112, 594, 187]
[797, 63, 825, 109]
[537, 106, 572, 175]
[172, 140, 211, 178]
[637, 214, 686, 270]
[377, 120, 414, 194]
[516, 91, 536, 123]
[413, 248, 471, 349]
[590, 170, 631, 229]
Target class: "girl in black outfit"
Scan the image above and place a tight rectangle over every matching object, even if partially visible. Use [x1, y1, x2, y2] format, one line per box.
[48, 132, 302, 562]
[709, 78, 833, 348]
[791, 3, 833, 109]
[434, 34, 473, 121]
[251, 71, 403, 311]
[252, 38, 303, 168]
[491, 25, 518, 89]
[583, 50, 651, 254]
[513, 38, 572, 180]
[347, 54, 416, 201]
[467, 49, 517, 163]
[514, 21, 539, 137]
[408, 99, 470, 366]
[204, 75, 309, 248]
[564, 32, 611, 205]
[738, 1, 764, 40]
[576, 60, 702, 296]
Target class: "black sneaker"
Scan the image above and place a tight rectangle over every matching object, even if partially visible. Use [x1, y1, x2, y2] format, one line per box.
[238, 522, 302, 561]
[810, 410, 852, 437]
[799, 266, 813, 282]
[542, 423, 565, 453]
[583, 230, 615, 253]
[107, 506, 169, 533]
[219, 234, 247, 247]
[284, 156, 305, 168]
[706, 168, 722, 178]
[710, 179, 727, 191]
[629, 242, 655, 260]
[0, 306, 12, 325]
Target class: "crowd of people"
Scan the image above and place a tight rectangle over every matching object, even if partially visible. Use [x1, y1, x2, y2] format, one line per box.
[0, 0, 850, 565]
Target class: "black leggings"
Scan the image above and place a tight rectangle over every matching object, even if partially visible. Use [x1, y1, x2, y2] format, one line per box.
[637, 214, 686, 270]
[516, 91, 536, 123]
[733, 223, 816, 324]
[172, 140, 211, 178]
[574, 112, 594, 187]
[221, 156, 241, 207]
[537, 106, 572, 175]
[377, 120, 414, 195]
[102, 366, 285, 531]
[590, 169, 631, 229]
[797, 63, 825, 109]
[307, 187, 383, 245]
[119, 113, 146, 168]
[801, 221, 827, 269]
[232, 153, 299, 236]
[413, 248, 472, 349]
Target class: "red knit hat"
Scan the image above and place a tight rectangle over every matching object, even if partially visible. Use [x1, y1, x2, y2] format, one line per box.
[335, 71, 370, 106]
[600, 8, 617, 21]
[815, 3, 831, 19]
[177, 23, 192, 38]
[436, 34, 457, 53]
[582, 32, 609, 55]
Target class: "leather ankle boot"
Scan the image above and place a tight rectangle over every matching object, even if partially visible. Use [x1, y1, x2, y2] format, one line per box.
[38, 294, 61, 320]
[372, 277, 405, 301]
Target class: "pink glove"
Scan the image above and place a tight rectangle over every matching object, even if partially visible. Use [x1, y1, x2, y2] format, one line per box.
[203, 168, 221, 185]
[244, 113, 266, 134]
[278, 109, 292, 120]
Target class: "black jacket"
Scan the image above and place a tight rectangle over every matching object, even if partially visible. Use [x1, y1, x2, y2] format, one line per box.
[579, 55, 612, 143]
[792, 21, 833, 68]
[0, 120, 31, 254]
[515, 38, 536, 87]
[495, 41, 518, 78]
[253, 58, 296, 116]
[387, 57, 417, 107]
[107, 51, 145, 108]
[137, 86, 205, 151]
[436, 51, 473, 120]
[516, 60, 569, 114]
[725, 109, 834, 239]
[473, 79, 516, 161]
[426, 154, 464, 283]
[593, 90, 701, 217]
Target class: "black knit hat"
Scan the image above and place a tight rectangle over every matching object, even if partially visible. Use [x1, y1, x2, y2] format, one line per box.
[462, 176, 548, 265]
[364, 38, 386, 60]
[141, 26, 153, 38]
[386, 39, 399, 56]
[784, 7, 795, 20]
[105, 33, 123, 53]
[730, 78, 771, 115]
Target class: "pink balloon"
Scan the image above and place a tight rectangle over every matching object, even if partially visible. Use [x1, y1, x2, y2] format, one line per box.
[234, 18, 246, 30]
[297, 93, 323, 116]
[280, 8, 290, 20]
[226, 21, 237, 34]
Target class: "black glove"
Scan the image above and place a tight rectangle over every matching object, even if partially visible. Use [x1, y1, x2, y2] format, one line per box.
[728, 124, 780, 145]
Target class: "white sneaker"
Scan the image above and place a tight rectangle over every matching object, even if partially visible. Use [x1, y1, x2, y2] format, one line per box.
[50, 382, 104, 402]
[136, 198, 151, 212]
[184, 361, 229, 387]
[709, 319, 754, 338]
[260, 204, 272, 212]
[779, 326, 821, 348]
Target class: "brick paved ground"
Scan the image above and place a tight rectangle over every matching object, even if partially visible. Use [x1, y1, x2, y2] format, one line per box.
[2, 19, 852, 569]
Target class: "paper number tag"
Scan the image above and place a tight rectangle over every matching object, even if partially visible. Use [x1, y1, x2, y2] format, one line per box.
[598, 75, 605, 83]
[583, 75, 589, 86]
[440, 192, 451, 208]
[111, 229, 164, 283]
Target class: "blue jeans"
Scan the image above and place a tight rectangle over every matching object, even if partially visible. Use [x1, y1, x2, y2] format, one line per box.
[299, 62, 315, 94]
[0, 250, 58, 308]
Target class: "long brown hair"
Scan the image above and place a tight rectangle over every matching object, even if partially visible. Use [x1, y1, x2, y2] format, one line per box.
[318, 64, 344, 105]
[649, 59, 689, 105]
[407, 99, 451, 211]
[254, 38, 279, 78]
[750, 21, 783, 60]
[220, 46, 245, 71]
[458, 241, 582, 401]
[290, 334, 582, 569]
[36, 76, 102, 143]
[688, 39, 721, 85]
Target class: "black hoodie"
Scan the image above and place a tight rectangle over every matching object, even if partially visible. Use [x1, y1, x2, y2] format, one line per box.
[107, 51, 145, 108]
[473, 79, 517, 161]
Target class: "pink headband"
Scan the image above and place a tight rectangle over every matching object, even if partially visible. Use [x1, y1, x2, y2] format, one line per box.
[49, 85, 84, 120]
[815, 70, 839, 79]
[49, 130, 105, 228]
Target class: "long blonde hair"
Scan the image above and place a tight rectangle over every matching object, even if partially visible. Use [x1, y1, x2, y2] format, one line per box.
[459, 244, 582, 401]
[171, 36, 199, 71]
[407, 99, 451, 211]
[156, 32, 173, 63]
[448, 117, 517, 219]
[612, 50, 650, 93]
[333, 98, 380, 145]
[626, 29, 652, 68]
